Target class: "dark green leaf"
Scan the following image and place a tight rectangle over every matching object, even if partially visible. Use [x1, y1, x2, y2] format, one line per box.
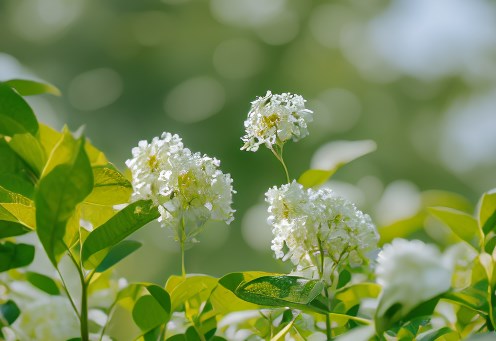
[429, 207, 481, 250]
[0, 220, 31, 238]
[5, 79, 61, 96]
[0, 241, 34, 272]
[146, 284, 171, 315]
[0, 300, 20, 326]
[81, 199, 159, 269]
[35, 134, 93, 266]
[132, 294, 170, 332]
[26, 271, 60, 295]
[95, 240, 142, 273]
[235, 275, 324, 308]
[0, 82, 38, 136]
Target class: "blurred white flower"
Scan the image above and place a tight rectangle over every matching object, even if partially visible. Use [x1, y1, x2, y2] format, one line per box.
[376, 239, 453, 312]
[241, 91, 313, 152]
[266, 181, 378, 283]
[126, 132, 235, 243]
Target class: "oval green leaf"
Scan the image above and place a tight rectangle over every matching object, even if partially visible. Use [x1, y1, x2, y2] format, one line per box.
[132, 294, 170, 332]
[0, 241, 35, 272]
[5, 79, 61, 97]
[26, 271, 60, 295]
[95, 240, 142, 273]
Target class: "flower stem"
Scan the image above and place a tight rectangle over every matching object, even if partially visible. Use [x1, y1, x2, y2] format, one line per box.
[270, 145, 290, 183]
[80, 280, 89, 341]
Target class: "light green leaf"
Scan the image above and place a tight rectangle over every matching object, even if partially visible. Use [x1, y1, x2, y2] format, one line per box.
[0, 241, 35, 272]
[479, 189, 496, 235]
[166, 275, 218, 313]
[235, 276, 324, 309]
[297, 140, 376, 188]
[25, 271, 60, 295]
[95, 240, 142, 273]
[7, 133, 46, 176]
[85, 164, 132, 205]
[334, 325, 376, 341]
[334, 283, 381, 314]
[35, 134, 93, 266]
[81, 200, 159, 269]
[429, 207, 482, 250]
[132, 294, 170, 332]
[5, 79, 61, 96]
[0, 203, 36, 229]
[0, 82, 38, 136]
[416, 327, 456, 341]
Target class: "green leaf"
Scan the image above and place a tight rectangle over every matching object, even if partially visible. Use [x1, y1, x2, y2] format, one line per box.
[479, 189, 496, 235]
[7, 133, 46, 176]
[0, 139, 35, 197]
[25, 271, 60, 295]
[0, 241, 34, 272]
[85, 164, 132, 205]
[0, 220, 31, 238]
[297, 140, 376, 188]
[334, 283, 381, 314]
[81, 200, 159, 269]
[416, 327, 456, 341]
[0, 82, 38, 136]
[5, 79, 61, 96]
[132, 294, 170, 332]
[145, 284, 171, 315]
[95, 240, 142, 273]
[166, 275, 218, 312]
[235, 275, 324, 308]
[35, 134, 93, 266]
[429, 207, 482, 250]
[0, 300, 20, 326]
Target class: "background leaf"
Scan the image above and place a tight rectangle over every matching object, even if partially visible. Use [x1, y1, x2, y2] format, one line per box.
[5, 79, 61, 96]
[0, 241, 34, 272]
[429, 207, 481, 250]
[0, 82, 38, 136]
[25, 271, 60, 295]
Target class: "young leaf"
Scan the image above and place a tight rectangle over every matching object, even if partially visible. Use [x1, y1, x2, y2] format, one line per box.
[235, 276, 324, 309]
[297, 140, 376, 188]
[25, 271, 60, 295]
[429, 207, 482, 250]
[7, 133, 46, 176]
[84, 164, 132, 205]
[0, 241, 35, 272]
[0, 82, 39, 136]
[95, 240, 142, 273]
[479, 189, 496, 235]
[132, 294, 170, 332]
[35, 134, 93, 266]
[166, 275, 218, 312]
[0, 300, 21, 326]
[5, 79, 61, 96]
[81, 199, 159, 269]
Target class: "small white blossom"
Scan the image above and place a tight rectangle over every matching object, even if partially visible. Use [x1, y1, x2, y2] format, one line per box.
[241, 91, 313, 152]
[265, 181, 378, 282]
[376, 239, 453, 313]
[126, 132, 235, 243]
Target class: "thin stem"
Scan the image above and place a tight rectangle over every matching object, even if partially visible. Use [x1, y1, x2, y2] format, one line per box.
[180, 216, 186, 277]
[99, 302, 116, 341]
[269, 145, 290, 183]
[67, 250, 89, 341]
[55, 266, 81, 320]
[318, 239, 332, 341]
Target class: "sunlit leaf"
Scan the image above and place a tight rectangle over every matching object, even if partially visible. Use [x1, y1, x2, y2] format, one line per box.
[85, 164, 132, 205]
[81, 199, 159, 269]
[166, 275, 218, 312]
[5, 79, 61, 96]
[479, 189, 496, 235]
[429, 207, 482, 250]
[7, 133, 46, 176]
[35, 134, 93, 265]
[298, 140, 376, 188]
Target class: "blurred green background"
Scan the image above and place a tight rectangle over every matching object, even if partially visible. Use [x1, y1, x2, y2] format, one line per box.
[1, 0, 496, 287]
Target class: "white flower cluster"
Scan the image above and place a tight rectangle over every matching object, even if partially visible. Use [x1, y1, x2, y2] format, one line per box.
[375, 239, 453, 313]
[265, 181, 378, 280]
[126, 132, 235, 241]
[241, 91, 313, 152]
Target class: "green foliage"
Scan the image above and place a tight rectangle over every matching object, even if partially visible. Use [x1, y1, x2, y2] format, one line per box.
[81, 199, 159, 269]
[25, 271, 60, 295]
[0, 241, 34, 272]
[0, 82, 38, 136]
[0, 300, 20, 327]
[5, 79, 61, 97]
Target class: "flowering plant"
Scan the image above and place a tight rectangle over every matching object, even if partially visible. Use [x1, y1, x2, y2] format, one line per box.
[0, 80, 495, 341]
